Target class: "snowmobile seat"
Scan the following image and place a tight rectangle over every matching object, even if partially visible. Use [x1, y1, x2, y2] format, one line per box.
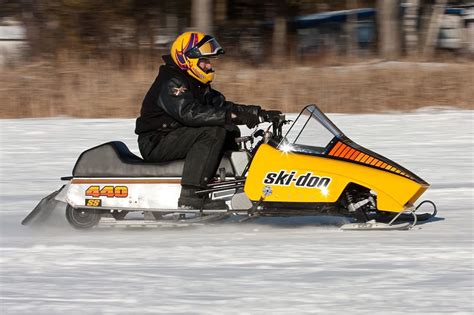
[72, 141, 235, 178]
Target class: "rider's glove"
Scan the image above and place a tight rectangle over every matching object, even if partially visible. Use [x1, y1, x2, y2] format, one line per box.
[232, 111, 260, 129]
[260, 110, 283, 122]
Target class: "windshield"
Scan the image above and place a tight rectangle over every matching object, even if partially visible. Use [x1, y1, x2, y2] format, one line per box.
[280, 105, 344, 153]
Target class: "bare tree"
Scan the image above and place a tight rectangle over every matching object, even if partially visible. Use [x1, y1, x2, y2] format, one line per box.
[272, 0, 288, 63]
[423, 0, 448, 58]
[346, 0, 358, 57]
[191, 0, 213, 34]
[377, 0, 402, 59]
[215, 0, 227, 24]
[403, 0, 420, 57]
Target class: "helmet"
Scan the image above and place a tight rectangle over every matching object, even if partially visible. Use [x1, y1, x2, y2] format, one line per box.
[170, 32, 224, 84]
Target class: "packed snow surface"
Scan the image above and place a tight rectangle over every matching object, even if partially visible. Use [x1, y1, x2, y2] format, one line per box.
[0, 109, 473, 314]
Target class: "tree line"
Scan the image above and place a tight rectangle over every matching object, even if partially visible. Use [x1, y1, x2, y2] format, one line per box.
[0, 0, 467, 62]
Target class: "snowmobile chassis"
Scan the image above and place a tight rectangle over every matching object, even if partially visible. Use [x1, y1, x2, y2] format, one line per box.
[22, 177, 437, 231]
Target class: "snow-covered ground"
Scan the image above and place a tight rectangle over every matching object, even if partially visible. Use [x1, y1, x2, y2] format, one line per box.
[0, 110, 473, 314]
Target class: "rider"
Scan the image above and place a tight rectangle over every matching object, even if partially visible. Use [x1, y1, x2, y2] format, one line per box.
[135, 32, 281, 210]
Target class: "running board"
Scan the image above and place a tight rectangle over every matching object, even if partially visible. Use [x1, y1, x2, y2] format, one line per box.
[97, 213, 230, 228]
[97, 218, 205, 228]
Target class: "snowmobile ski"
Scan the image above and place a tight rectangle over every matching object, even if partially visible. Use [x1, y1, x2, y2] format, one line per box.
[340, 220, 412, 231]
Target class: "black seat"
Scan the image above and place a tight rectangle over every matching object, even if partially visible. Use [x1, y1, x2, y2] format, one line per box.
[72, 141, 235, 178]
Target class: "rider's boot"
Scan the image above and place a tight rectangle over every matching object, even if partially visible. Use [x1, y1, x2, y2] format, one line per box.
[178, 186, 228, 210]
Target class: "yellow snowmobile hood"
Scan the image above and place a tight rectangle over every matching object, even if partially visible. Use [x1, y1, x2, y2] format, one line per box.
[244, 142, 429, 213]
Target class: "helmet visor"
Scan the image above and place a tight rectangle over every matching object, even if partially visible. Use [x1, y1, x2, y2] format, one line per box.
[186, 36, 224, 58]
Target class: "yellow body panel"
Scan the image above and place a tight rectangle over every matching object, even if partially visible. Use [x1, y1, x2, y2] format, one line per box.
[244, 144, 428, 213]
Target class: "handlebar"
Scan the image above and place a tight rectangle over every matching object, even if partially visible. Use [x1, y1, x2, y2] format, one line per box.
[270, 114, 290, 141]
[236, 114, 290, 151]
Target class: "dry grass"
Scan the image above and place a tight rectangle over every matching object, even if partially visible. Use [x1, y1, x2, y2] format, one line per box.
[1, 57, 473, 118]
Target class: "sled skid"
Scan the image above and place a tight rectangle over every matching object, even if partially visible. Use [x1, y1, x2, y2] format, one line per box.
[21, 185, 66, 226]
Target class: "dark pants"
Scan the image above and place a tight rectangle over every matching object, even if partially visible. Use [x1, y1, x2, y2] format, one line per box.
[138, 126, 239, 187]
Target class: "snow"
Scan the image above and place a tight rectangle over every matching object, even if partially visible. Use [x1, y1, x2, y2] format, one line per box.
[0, 110, 473, 314]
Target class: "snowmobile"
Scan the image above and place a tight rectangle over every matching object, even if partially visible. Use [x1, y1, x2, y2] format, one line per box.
[22, 104, 437, 230]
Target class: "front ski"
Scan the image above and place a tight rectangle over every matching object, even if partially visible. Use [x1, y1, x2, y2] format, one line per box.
[340, 220, 412, 231]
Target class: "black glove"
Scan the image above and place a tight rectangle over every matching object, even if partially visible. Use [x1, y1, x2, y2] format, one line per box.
[232, 104, 261, 116]
[232, 111, 260, 129]
[260, 110, 282, 122]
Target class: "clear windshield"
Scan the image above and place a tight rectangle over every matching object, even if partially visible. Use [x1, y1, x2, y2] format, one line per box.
[280, 105, 344, 153]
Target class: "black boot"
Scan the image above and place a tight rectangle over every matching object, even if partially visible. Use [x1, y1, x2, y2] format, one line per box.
[178, 186, 228, 210]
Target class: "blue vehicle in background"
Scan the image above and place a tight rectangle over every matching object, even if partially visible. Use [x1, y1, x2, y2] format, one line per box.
[290, 8, 376, 56]
[284, 5, 473, 56]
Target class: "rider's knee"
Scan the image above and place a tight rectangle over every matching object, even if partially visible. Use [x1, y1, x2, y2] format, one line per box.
[199, 126, 227, 140]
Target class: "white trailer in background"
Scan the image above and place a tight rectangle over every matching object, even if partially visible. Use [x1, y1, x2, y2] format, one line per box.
[0, 18, 26, 66]
[437, 6, 474, 53]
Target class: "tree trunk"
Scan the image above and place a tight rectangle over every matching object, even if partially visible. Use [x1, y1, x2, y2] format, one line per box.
[215, 0, 227, 24]
[403, 0, 420, 57]
[377, 0, 402, 60]
[20, 0, 44, 58]
[191, 0, 213, 35]
[272, 16, 287, 62]
[423, 0, 448, 58]
[271, 0, 289, 63]
[346, 0, 358, 58]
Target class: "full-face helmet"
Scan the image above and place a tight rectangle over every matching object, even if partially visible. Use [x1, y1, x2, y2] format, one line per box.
[170, 32, 224, 84]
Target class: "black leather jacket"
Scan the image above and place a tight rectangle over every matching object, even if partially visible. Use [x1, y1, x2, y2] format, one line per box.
[135, 55, 260, 135]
